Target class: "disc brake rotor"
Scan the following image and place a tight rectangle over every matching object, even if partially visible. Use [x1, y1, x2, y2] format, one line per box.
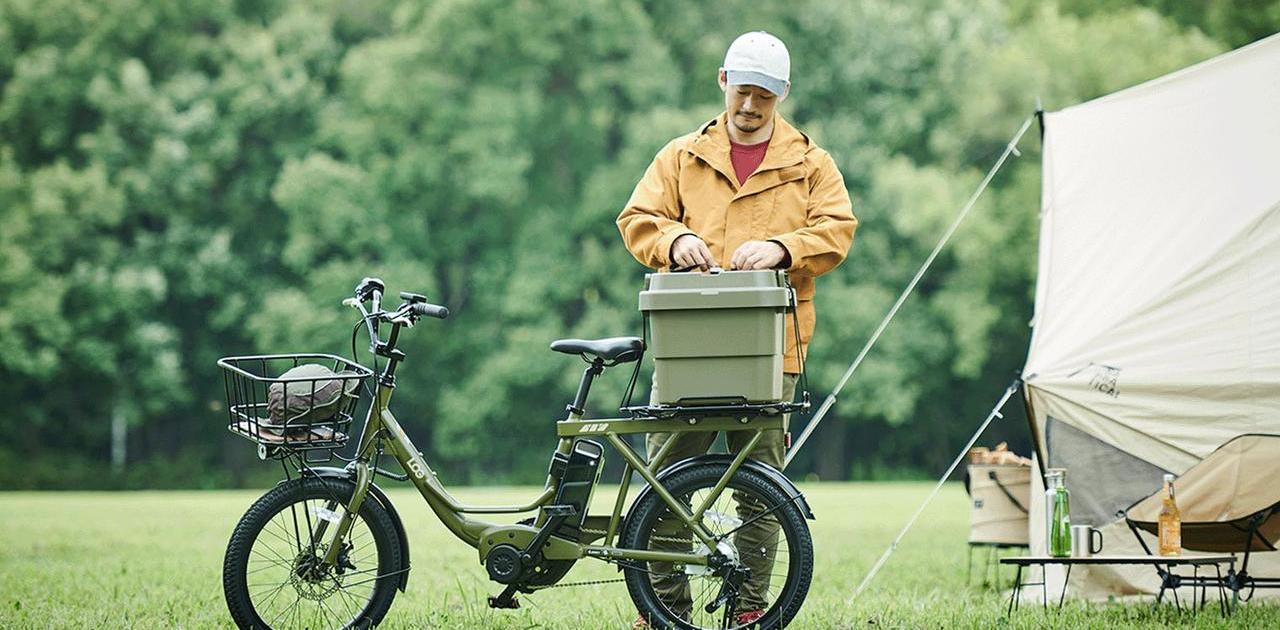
[288, 543, 343, 601]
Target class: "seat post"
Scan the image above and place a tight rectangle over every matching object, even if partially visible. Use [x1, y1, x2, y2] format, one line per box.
[567, 359, 606, 416]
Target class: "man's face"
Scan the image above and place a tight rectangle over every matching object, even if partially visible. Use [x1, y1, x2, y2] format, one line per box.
[719, 70, 784, 135]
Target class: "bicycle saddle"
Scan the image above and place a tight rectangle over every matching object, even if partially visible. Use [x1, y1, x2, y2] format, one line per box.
[549, 337, 644, 364]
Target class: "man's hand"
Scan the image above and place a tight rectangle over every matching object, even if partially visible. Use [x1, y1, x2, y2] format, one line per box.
[670, 234, 719, 271]
[730, 240, 789, 270]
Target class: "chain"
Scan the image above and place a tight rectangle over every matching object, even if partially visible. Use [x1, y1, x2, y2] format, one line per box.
[535, 558, 684, 591]
[532, 529, 693, 591]
[580, 527, 698, 546]
[534, 576, 626, 590]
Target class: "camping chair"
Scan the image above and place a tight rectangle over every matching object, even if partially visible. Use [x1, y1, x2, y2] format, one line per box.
[1125, 433, 1280, 605]
[964, 464, 1031, 587]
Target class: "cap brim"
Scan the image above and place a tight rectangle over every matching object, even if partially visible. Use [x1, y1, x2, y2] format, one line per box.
[724, 70, 787, 96]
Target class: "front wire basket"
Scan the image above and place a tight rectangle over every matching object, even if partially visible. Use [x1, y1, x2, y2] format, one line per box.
[219, 353, 374, 455]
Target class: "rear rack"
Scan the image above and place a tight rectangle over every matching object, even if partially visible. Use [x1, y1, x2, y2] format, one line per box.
[622, 392, 810, 420]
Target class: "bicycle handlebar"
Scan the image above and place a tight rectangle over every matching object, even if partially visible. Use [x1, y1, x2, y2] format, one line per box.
[347, 278, 448, 356]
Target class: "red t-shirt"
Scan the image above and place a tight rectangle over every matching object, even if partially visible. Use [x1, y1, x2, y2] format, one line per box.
[730, 139, 769, 186]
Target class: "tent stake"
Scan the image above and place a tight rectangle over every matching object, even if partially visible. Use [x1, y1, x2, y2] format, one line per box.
[784, 115, 1036, 470]
[850, 379, 1021, 600]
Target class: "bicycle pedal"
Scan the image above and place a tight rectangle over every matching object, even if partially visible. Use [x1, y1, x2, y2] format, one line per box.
[487, 594, 520, 609]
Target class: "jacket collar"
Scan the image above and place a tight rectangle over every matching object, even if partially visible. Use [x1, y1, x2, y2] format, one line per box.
[689, 112, 810, 191]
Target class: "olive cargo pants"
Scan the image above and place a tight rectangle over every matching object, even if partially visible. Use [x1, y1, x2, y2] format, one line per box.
[644, 373, 799, 617]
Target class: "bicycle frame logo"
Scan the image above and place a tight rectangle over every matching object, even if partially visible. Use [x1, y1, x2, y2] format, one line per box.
[406, 456, 429, 479]
[579, 422, 611, 433]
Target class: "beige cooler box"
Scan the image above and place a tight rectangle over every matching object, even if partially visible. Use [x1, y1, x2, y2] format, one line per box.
[641, 269, 790, 406]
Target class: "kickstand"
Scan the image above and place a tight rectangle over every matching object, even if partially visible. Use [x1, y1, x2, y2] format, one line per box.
[488, 583, 521, 609]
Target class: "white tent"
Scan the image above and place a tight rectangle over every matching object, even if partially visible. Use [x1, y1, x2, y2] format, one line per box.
[1023, 32, 1280, 596]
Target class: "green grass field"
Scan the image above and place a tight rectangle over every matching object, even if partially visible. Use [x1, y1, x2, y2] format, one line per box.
[1, 482, 1273, 628]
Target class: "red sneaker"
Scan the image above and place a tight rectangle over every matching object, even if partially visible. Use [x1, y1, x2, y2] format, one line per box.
[632, 614, 651, 629]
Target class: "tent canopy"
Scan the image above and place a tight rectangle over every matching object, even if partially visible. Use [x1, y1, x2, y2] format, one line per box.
[1021, 33, 1280, 595]
[1025, 31, 1280, 481]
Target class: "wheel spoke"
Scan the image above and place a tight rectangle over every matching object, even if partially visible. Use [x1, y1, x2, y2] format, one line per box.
[258, 522, 297, 550]
[338, 568, 405, 589]
[251, 544, 295, 567]
[287, 501, 306, 556]
[318, 596, 342, 627]
[252, 579, 293, 604]
[335, 583, 361, 619]
[247, 561, 291, 577]
[268, 590, 303, 628]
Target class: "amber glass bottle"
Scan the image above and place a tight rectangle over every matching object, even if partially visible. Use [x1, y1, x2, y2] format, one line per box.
[1158, 473, 1182, 556]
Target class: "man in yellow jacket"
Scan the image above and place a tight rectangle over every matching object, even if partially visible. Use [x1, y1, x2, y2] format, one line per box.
[616, 31, 856, 625]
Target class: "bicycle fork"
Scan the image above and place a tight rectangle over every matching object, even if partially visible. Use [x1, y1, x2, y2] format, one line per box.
[309, 461, 374, 568]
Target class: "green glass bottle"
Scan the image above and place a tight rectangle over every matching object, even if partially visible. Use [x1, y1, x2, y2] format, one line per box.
[1045, 469, 1072, 557]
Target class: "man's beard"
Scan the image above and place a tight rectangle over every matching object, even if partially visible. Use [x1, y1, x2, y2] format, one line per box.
[733, 111, 763, 132]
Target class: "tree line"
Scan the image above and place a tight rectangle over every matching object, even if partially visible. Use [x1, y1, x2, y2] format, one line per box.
[1, 0, 1273, 488]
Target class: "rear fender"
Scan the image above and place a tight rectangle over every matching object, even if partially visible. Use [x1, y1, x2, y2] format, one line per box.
[299, 466, 411, 593]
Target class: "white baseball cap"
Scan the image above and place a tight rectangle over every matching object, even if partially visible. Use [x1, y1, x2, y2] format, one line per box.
[722, 31, 791, 97]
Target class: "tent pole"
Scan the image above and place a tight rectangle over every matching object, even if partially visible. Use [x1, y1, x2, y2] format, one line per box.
[1026, 102, 1047, 478]
[1022, 384, 1047, 478]
[850, 379, 1022, 600]
[1035, 95, 1045, 143]
[784, 115, 1036, 470]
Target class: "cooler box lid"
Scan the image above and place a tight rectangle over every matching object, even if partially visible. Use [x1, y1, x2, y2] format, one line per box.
[640, 269, 790, 311]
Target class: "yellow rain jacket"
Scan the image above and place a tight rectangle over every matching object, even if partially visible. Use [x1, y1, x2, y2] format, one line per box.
[617, 112, 857, 373]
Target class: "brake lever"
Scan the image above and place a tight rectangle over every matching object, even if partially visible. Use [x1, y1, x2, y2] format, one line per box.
[385, 302, 417, 328]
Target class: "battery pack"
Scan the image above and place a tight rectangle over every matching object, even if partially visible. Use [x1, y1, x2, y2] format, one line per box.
[549, 439, 603, 541]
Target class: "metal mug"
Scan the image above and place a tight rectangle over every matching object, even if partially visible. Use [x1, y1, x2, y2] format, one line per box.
[1071, 525, 1104, 557]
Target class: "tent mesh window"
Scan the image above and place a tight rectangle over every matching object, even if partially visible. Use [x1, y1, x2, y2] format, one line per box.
[1046, 416, 1169, 526]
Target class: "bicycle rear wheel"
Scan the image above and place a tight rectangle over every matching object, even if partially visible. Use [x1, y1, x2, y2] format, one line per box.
[222, 477, 403, 629]
[621, 462, 813, 629]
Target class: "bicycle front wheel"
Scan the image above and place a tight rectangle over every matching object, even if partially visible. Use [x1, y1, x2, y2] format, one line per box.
[222, 477, 403, 629]
[621, 462, 814, 629]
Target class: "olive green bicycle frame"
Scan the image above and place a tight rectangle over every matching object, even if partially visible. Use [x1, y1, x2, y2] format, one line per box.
[312, 376, 785, 573]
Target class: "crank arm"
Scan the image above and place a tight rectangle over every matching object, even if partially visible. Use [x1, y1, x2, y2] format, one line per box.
[521, 504, 576, 566]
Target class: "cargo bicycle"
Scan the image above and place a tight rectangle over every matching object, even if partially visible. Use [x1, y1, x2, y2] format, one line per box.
[219, 277, 814, 629]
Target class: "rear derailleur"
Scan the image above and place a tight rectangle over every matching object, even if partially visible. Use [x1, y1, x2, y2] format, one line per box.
[704, 551, 751, 622]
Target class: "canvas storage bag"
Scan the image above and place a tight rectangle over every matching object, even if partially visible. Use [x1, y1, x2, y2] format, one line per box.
[967, 463, 1032, 546]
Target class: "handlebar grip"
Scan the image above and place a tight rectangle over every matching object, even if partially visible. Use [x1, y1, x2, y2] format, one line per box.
[413, 302, 449, 319]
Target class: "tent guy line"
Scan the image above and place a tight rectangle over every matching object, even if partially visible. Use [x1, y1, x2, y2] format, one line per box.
[851, 379, 1022, 600]
[784, 114, 1037, 470]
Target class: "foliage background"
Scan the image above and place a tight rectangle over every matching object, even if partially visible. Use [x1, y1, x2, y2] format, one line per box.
[0, 0, 1274, 488]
